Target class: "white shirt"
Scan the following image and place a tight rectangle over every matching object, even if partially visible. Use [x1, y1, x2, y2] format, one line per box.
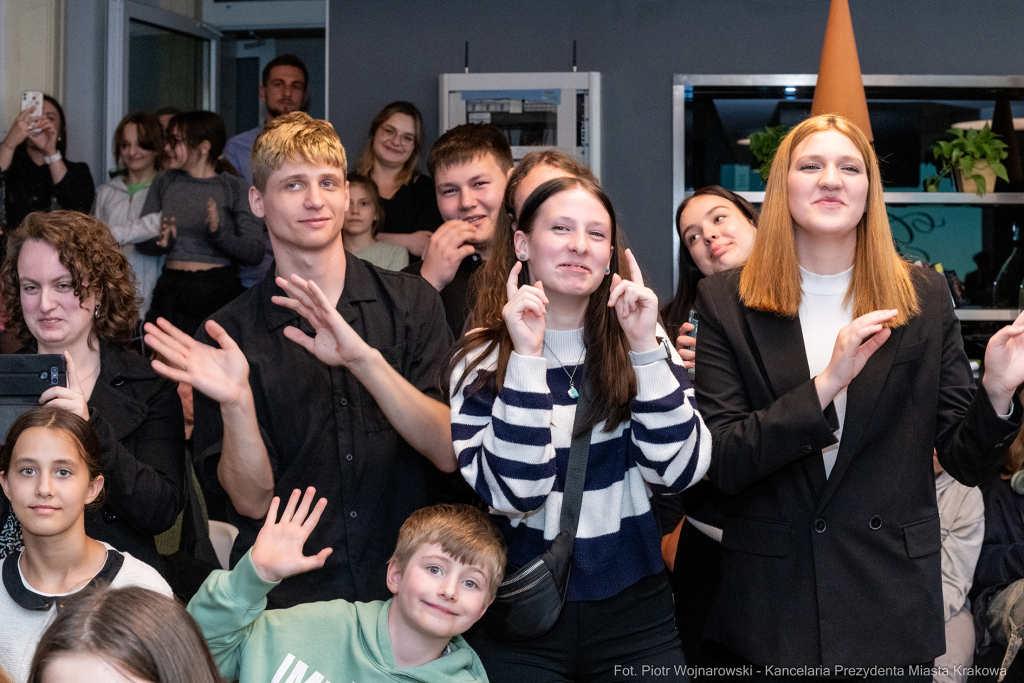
[798, 266, 854, 478]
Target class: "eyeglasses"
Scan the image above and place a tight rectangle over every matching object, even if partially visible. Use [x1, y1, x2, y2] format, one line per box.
[379, 124, 416, 148]
[166, 135, 185, 147]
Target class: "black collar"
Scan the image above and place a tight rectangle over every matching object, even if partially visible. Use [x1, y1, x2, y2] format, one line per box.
[3, 548, 124, 611]
[260, 250, 379, 331]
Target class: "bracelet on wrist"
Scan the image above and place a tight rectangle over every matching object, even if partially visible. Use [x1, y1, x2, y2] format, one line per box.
[43, 151, 62, 165]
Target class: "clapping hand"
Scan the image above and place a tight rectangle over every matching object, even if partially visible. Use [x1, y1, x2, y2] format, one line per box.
[156, 215, 177, 248]
[607, 249, 659, 353]
[144, 318, 252, 408]
[503, 261, 548, 357]
[206, 198, 220, 234]
[250, 487, 332, 583]
[39, 351, 90, 421]
[814, 309, 897, 408]
[982, 309, 1024, 413]
[272, 274, 370, 367]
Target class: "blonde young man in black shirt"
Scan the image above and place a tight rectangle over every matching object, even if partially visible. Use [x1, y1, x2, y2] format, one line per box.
[144, 112, 457, 608]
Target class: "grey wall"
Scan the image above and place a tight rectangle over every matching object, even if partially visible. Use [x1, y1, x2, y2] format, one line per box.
[65, 0, 108, 187]
[328, 0, 1024, 298]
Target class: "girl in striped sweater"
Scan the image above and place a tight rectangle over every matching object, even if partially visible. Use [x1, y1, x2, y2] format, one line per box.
[446, 176, 711, 682]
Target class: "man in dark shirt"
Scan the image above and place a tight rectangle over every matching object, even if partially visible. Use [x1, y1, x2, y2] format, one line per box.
[145, 112, 456, 608]
[403, 124, 512, 336]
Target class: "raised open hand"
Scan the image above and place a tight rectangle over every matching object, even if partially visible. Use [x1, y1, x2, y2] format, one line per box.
[503, 261, 548, 357]
[144, 318, 252, 407]
[608, 249, 659, 353]
[39, 351, 90, 421]
[205, 197, 220, 233]
[982, 309, 1024, 413]
[272, 274, 370, 367]
[250, 487, 332, 583]
[815, 309, 897, 407]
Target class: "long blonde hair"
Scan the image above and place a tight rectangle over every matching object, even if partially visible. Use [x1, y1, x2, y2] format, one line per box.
[739, 114, 919, 326]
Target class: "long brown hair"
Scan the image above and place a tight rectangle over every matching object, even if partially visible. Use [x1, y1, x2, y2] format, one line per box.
[445, 176, 635, 434]
[739, 114, 919, 325]
[28, 585, 222, 683]
[113, 112, 166, 174]
[662, 186, 759, 338]
[355, 101, 424, 187]
[1, 210, 139, 348]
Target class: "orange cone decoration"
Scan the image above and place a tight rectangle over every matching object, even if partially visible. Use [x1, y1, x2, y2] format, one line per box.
[811, 0, 873, 141]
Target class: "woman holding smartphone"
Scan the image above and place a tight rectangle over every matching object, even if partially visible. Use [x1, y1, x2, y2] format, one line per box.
[694, 114, 1024, 674]
[0, 95, 93, 258]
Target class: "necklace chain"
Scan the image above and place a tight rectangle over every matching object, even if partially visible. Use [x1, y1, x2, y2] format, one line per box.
[544, 340, 585, 400]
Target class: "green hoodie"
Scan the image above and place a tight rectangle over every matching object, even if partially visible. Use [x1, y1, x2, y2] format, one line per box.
[187, 550, 489, 683]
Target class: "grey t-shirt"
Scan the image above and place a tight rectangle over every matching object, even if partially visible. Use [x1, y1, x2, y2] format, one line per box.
[139, 170, 264, 266]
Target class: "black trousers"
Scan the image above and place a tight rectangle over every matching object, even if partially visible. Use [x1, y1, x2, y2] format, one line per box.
[146, 266, 245, 338]
[468, 572, 688, 683]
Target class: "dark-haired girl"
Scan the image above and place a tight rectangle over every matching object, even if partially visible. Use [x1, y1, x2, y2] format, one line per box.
[0, 407, 172, 683]
[0, 95, 94, 260]
[139, 111, 264, 336]
[447, 176, 710, 682]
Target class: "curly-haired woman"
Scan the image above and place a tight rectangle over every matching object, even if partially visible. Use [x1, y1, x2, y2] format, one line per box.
[0, 210, 185, 569]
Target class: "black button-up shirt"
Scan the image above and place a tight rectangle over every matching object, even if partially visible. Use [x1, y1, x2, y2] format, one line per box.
[193, 252, 454, 608]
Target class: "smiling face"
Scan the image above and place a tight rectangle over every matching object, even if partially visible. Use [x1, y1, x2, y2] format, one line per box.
[343, 182, 376, 239]
[372, 113, 417, 168]
[163, 125, 188, 171]
[787, 129, 869, 245]
[250, 157, 349, 256]
[18, 239, 98, 355]
[386, 542, 492, 643]
[434, 153, 509, 246]
[0, 427, 103, 541]
[118, 123, 157, 176]
[514, 187, 613, 301]
[678, 194, 757, 276]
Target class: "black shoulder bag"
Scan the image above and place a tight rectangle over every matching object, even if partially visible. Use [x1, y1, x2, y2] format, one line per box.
[479, 379, 592, 642]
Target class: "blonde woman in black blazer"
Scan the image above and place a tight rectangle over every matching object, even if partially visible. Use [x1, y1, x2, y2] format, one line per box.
[694, 114, 1024, 678]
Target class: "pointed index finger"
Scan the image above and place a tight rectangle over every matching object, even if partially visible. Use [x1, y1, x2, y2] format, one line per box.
[624, 249, 644, 288]
[507, 261, 522, 302]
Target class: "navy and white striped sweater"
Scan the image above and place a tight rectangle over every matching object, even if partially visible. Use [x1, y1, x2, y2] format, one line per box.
[450, 327, 712, 601]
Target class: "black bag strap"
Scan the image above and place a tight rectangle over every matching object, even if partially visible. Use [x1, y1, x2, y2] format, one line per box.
[558, 374, 592, 541]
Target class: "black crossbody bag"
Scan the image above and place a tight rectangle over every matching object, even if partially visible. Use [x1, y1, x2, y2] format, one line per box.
[479, 380, 592, 642]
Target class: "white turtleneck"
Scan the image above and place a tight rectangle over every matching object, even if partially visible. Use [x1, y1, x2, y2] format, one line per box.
[798, 265, 854, 478]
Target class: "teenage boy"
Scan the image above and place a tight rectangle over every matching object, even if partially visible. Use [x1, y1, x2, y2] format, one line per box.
[145, 112, 457, 609]
[188, 489, 504, 682]
[404, 124, 513, 336]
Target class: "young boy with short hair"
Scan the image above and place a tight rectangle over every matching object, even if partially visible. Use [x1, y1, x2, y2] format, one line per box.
[404, 123, 513, 336]
[188, 488, 505, 682]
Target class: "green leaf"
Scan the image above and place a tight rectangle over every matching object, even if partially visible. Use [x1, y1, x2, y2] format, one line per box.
[923, 176, 940, 192]
[968, 173, 987, 195]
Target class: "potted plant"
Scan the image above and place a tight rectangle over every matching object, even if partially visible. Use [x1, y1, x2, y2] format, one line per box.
[748, 125, 791, 182]
[924, 124, 1009, 195]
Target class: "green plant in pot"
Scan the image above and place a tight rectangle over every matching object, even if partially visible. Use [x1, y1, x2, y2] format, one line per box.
[924, 124, 1009, 195]
[749, 125, 791, 182]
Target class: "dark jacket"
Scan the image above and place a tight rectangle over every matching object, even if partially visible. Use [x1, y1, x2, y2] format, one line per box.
[83, 342, 186, 568]
[694, 267, 1021, 668]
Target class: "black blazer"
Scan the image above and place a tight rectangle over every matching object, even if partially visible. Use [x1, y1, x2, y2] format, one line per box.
[84, 342, 185, 568]
[694, 267, 1021, 668]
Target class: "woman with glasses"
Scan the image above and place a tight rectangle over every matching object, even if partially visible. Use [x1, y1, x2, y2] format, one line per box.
[354, 101, 442, 257]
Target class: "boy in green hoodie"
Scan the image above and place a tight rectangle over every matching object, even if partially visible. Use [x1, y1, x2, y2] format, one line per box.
[188, 488, 505, 683]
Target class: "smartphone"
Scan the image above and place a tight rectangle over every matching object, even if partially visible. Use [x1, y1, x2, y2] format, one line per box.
[0, 354, 67, 444]
[687, 309, 699, 339]
[21, 91, 43, 118]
